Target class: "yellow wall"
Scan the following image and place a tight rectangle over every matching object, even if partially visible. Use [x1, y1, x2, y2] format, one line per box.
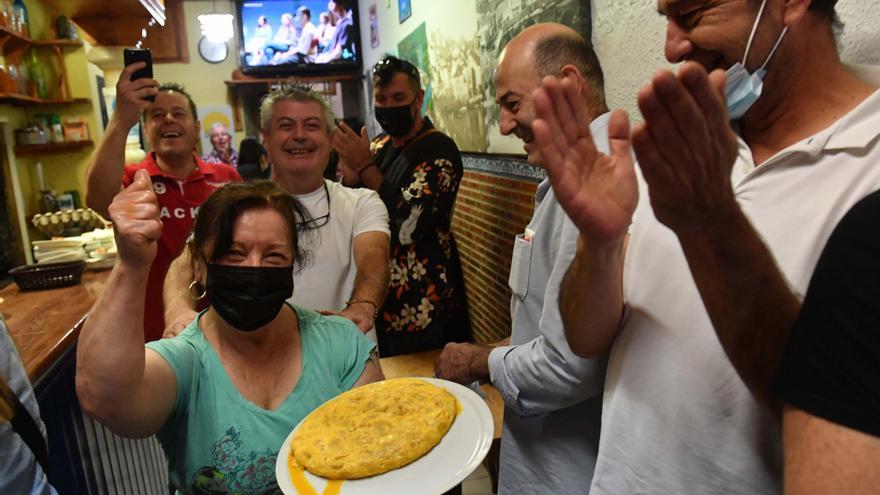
[7, 0, 239, 241]
[1, 1, 102, 248]
[153, 0, 239, 119]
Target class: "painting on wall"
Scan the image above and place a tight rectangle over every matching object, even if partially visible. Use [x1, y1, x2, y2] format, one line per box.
[391, 17, 485, 152]
[365, 0, 588, 154]
[369, 3, 380, 48]
[397, 22, 432, 116]
[426, 28, 485, 152]
[398, 0, 412, 23]
[475, 0, 591, 154]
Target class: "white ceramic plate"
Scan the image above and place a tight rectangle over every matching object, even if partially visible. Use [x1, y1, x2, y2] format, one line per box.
[275, 378, 494, 495]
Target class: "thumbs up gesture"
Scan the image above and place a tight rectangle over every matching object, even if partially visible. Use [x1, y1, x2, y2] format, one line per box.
[108, 169, 163, 268]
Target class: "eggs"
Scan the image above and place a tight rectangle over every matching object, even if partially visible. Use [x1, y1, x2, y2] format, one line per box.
[292, 378, 458, 479]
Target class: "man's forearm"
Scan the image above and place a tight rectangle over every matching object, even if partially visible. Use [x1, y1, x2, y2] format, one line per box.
[559, 234, 626, 358]
[349, 255, 389, 310]
[339, 231, 390, 331]
[84, 118, 134, 218]
[677, 208, 800, 410]
[358, 164, 384, 191]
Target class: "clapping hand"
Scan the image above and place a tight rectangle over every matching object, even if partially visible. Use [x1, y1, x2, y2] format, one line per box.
[630, 62, 740, 237]
[332, 122, 373, 183]
[531, 76, 638, 245]
[108, 169, 162, 269]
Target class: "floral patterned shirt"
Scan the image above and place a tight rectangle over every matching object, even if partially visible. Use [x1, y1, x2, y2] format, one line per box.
[371, 117, 471, 356]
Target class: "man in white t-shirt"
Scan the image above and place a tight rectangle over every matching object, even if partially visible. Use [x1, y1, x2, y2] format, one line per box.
[164, 83, 390, 338]
[530, 0, 880, 493]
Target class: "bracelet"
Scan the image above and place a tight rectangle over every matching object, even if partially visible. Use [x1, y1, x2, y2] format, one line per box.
[345, 299, 379, 319]
[357, 162, 378, 177]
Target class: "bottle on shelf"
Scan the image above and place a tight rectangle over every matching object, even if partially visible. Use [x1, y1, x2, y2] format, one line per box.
[35, 162, 58, 214]
[0, 0, 11, 28]
[12, 0, 27, 37]
[0, 63, 16, 93]
[8, 63, 27, 95]
[48, 115, 64, 142]
[26, 50, 47, 99]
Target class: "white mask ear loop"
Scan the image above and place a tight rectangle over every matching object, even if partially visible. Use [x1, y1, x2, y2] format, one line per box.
[742, 0, 769, 65]
[759, 25, 789, 72]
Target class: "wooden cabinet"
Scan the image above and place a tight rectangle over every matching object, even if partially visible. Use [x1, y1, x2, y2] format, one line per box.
[0, 30, 95, 265]
[38, 0, 189, 64]
[0, 26, 90, 104]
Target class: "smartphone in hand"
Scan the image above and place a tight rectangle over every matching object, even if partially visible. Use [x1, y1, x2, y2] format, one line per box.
[122, 48, 155, 102]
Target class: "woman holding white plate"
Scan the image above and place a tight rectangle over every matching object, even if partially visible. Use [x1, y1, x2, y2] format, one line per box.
[76, 174, 383, 494]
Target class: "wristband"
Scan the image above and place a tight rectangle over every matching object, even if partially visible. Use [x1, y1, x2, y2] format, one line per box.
[357, 162, 378, 177]
[345, 299, 379, 319]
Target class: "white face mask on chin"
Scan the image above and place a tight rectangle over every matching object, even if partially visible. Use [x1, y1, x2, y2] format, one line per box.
[724, 0, 788, 120]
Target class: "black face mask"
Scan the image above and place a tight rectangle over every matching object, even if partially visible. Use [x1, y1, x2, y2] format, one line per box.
[205, 264, 294, 332]
[375, 100, 417, 137]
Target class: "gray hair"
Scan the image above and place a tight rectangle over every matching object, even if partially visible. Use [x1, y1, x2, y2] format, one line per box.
[259, 81, 336, 132]
[534, 32, 606, 107]
[210, 122, 229, 133]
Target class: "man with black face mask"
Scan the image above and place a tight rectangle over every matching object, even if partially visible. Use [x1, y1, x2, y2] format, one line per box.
[332, 55, 471, 357]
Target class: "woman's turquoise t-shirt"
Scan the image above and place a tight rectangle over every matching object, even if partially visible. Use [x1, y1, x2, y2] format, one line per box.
[145, 304, 375, 494]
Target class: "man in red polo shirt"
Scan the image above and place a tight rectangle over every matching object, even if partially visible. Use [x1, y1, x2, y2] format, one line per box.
[84, 62, 240, 341]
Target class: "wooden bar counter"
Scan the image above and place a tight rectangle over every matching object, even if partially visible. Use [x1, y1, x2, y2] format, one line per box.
[1, 270, 110, 383]
[1, 272, 505, 492]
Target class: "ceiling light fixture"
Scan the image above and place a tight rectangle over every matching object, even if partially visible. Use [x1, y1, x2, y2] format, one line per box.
[198, 1, 235, 43]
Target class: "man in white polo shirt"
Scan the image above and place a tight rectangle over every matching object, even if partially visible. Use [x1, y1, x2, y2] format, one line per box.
[531, 0, 880, 493]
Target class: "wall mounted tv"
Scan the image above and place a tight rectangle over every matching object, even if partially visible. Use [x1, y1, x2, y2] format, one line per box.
[236, 0, 362, 77]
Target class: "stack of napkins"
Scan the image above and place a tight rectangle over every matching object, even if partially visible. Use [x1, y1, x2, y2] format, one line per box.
[31, 228, 117, 267]
[82, 228, 117, 269]
[32, 238, 87, 264]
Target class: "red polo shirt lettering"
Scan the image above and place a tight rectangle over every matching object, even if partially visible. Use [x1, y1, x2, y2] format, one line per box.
[122, 153, 241, 342]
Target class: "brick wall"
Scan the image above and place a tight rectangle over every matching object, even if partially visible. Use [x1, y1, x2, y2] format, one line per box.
[453, 168, 539, 344]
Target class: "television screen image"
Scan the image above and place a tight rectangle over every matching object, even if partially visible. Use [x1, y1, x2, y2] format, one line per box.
[237, 0, 361, 76]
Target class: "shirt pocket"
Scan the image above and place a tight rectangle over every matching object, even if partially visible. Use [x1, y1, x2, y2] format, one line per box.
[508, 234, 533, 301]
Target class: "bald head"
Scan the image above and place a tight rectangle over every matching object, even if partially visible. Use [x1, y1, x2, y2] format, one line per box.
[494, 23, 607, 167]
[499, 23, 581, 69]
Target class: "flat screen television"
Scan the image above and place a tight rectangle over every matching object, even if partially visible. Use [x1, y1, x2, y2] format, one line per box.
[236, 0, 362, 77]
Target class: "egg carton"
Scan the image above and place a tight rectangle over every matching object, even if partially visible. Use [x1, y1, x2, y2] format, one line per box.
[32, 208, 109, 238]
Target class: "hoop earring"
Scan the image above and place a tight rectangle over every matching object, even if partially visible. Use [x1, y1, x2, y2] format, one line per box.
[189, 280, 206, 301]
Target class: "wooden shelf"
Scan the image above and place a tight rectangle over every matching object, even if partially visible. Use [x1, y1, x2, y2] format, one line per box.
[14, 140, 94, 156]
[0, 26, 83, 54]
[225, 73, 361, 86]
[0, 93, 90, 106]
[30, 39, 84, 48]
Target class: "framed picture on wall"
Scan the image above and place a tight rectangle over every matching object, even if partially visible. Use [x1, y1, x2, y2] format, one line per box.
[398, 0, 411, 23]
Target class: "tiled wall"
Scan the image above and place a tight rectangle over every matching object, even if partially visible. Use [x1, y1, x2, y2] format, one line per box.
[453, 155, 543, 343]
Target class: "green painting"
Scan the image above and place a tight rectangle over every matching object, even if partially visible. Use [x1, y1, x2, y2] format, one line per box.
[397, 22, 433, 115]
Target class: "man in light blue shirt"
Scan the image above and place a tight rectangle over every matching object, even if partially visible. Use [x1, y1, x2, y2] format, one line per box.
[1, 318, 57, 495]
[435, 23, 609, 494]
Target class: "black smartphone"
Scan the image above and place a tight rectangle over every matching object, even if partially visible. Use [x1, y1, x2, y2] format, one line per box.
[122, 48, 155, 102]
